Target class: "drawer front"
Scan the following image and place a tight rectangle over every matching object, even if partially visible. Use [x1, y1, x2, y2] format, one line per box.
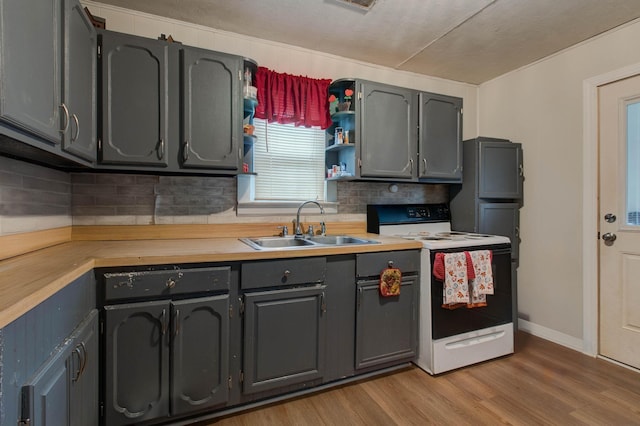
[356, 250, 420, 278]
[241, 257, 326, 290]
[103, 266, 231, 301]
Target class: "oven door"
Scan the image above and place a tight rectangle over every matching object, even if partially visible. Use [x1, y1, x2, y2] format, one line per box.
[430, 244, 512, 340]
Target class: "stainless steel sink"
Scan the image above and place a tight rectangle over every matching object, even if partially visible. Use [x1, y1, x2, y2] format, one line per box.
[239, 236, 315, 250]
[306, 235, 378, 245]
[239, 235, 380, 250]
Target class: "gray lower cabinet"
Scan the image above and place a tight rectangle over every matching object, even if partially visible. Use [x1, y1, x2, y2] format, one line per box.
[99, 265, 233, 425]
[355, 250, 419, 370]
[181, 47, 242, 171]
[103, 295, 230, 425]
[418, 92, 462, 182]
[355, 276, 418, 369]
[20, 309, 99, 426]
[99, 30, 171, 167]
[242, 285, 326, 394]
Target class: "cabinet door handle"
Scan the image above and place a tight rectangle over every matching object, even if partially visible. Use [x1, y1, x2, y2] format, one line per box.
[157, 139, 165, 160]
[357, 287, 363, 311]
[519, 164, 524, 177]
[320, 292, 327, 315]
[409, 158, 414, 173]
[79, 342, 88, 378]
[515, 226, 520, 237]
[174, 309, 180, 337]
[423, 158, 427, 174]
[59, 103, 70, 134]
[71, 114, 80, 143]
[72, 346, 82, 382]
[160, 309, 167, 335]
[183, 140, 190, 162]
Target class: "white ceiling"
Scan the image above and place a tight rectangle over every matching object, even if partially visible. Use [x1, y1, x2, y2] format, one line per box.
[93, 0, 640, 84]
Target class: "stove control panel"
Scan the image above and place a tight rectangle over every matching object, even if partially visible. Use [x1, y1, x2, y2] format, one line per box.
[366, 203, 451, 233]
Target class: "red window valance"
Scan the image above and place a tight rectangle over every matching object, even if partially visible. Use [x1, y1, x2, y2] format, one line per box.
[254, 67, 332, 129]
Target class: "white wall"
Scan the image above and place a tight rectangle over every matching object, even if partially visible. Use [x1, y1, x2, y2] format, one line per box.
[479, 19, 640, 343]
[82, 1, 479, 140]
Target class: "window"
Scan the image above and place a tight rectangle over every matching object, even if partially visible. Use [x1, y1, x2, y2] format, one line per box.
[252, 118, 326, 201]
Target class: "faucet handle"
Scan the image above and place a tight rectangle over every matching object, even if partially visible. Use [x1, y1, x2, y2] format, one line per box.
[307, 224, 314, 236]
[320, 221, 326, 236]
[277, 225, 289, 236]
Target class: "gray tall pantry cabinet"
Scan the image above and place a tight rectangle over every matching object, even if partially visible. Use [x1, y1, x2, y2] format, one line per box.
[449, 137, 523, 326]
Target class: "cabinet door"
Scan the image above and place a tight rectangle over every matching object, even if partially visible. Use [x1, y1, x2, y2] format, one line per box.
[100, 31, 169, 167]
[21, 342, 73, 426]
[171, 295, 230, 415]
[478, 202, 520, 260]
[243, 285, 326, 394]
[418, 92, 462, 182]
[181, 47, 241, 170]
[355, 276, 417, 369]
[478, 141, 523, 199]
[104, 300, 171, 425]
[62, 0, 97, 161]
[0, 0, 61, 142]
[69, 310, 99, 426]
[359, 81, 417, 179]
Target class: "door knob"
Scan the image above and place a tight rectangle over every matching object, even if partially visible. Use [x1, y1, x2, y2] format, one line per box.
[602, 232, 617, 245]
[604, 213, 616, 223]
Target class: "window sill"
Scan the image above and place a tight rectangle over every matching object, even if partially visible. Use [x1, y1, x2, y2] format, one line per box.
[237, 201, 338, 216]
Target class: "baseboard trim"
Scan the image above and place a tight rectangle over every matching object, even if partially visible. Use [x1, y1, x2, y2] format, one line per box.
[518, 318, 585, 354]
[0, 227, 72, 261]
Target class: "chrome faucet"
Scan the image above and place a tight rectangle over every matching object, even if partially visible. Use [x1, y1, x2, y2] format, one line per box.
[295, 201, 324, 237]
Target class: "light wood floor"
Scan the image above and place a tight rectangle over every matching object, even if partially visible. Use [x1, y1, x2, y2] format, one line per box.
[200, 332, 640, 425]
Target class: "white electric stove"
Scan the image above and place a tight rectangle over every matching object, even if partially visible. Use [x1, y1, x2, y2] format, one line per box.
[367, 204, 514, 374]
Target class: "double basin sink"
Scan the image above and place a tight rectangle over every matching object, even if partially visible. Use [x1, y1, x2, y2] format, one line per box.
[240, 235, 380, 250]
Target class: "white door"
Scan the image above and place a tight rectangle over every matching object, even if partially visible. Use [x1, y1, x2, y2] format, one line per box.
[598, 75, 640, 370]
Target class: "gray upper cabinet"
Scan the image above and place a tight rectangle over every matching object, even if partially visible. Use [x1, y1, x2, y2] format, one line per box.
[418, 92, 462, 182]
[478, 139, 523, 199]
[359, 80, 418, 180]
[326, 78, 462, 183]
[62, 0, 97, 161]
[0, 0, 96, 165]
[0, 0, 61, 142]
[181, 47, 241, 171]
[99, 30, 170, 167]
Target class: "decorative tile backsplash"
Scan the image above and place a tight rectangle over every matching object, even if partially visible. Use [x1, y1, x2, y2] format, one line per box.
[1, 157, 448, 233]
[0, 157, 72, 235]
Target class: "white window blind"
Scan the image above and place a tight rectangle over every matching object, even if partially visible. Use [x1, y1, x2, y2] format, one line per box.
[253, 118, 326, 201]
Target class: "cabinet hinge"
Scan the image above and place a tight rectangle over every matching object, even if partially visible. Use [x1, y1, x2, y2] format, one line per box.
[100, 403, 104, 417]
[98, 138, 102, 152]
[239, 69, 242, 81]
[357, 91, 362, 100]
[97, 44, 101, 59]
[17, 420, 30, 426]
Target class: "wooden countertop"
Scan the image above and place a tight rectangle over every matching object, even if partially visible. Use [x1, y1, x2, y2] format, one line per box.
[0, 233, 422, 328]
